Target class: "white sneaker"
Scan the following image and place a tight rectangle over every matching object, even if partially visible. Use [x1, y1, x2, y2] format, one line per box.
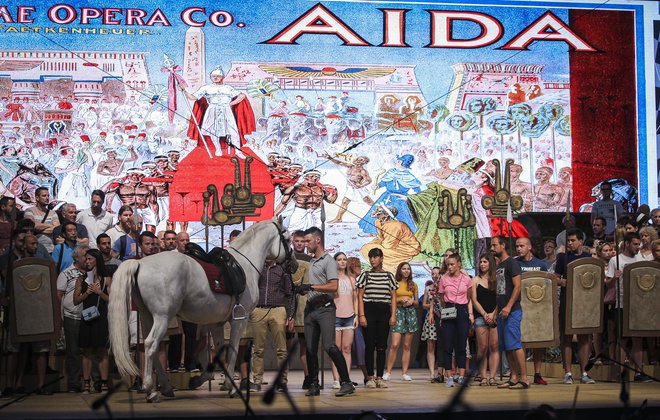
[332, 380, 341, 389]
[446, 376, 455, 388]
[563, 373, 574, 384]
[402, 374, 412, 381]
[581, 374, 595, 384]
[382, 372, 391, 381]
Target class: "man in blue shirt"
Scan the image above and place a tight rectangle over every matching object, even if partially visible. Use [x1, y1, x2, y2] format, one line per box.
[515, 237, 549, 385]
[52, 221, 78, 273]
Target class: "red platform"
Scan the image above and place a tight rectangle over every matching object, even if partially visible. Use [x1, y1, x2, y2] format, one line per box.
[168, 141, 275, 223]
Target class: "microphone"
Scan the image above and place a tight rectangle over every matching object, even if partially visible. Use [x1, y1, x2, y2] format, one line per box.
[263, 339, 298, 405]
[584, 350, 605, 372]
[92, 382, 123, 410]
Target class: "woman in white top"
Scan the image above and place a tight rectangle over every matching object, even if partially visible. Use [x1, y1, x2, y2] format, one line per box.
[331, 252, 358, 389]
[638, 226, 657, 260]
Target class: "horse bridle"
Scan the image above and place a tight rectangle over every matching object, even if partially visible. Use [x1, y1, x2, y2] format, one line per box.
[272, 222, 296, 274]
[230, 222, 295, 276]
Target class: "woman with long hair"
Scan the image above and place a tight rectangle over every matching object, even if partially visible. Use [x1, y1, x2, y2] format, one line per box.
[73, 248, 112, 393]
[598, 242, 617, 363]
[384, 262, 419, 381]
[422, 266, 443, 382]
[348, 257, 369, 384]
[638, 226, 658, 260]
[331, 252, 358, 389]
[438, 253, 473, 387]
[471, 253, 499, 386]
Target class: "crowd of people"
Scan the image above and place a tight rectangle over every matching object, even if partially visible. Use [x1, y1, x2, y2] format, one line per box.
[0, 182, 658, 398]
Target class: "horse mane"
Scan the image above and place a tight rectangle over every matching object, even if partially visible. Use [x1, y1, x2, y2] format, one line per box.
[230, 220, 273, 249]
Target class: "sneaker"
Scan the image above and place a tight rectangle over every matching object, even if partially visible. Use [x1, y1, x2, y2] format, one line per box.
[375, 379, 388, 388]
[305, 383, 320, 396]
[37, 387, 53, 396]
[446, 376, 455, 388]
[302, 375, 311, 390]
[534, 374, 548, 385]
[365, 379, 376, 389]
[432, 375, 444, 384]
[382, 372, 391, 381]
[457, 376, 465, 385]
[402, 374, 412, 381]
[332, 380, 341, 389]
[634, 373, 653, 383]
[581, 374, 595, 384]
[335, 382, 355, 397]
[276, 383, 287, 393]
[563, 373, 574, 384]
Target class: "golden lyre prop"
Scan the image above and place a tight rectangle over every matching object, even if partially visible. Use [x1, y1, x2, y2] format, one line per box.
[481, 158, 524, 218]
[436, 188, 476, 229]
[201, 156, 266, 226]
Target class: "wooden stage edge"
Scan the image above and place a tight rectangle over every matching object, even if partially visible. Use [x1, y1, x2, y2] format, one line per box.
[1, 369, 659, 420]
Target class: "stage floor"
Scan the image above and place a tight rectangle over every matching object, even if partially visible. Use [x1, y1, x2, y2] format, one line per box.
[1, 369, 659, 420]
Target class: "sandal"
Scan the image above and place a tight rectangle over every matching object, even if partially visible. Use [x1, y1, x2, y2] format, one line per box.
[479, 378, 488, 386]
[474, 375, 482, 383]
[497, 380, 515, 389]
[100, 380, 109, 392]
[488, 378, 497, 386]
[509, 381, 530, 389]
[82, 379, 91, 395]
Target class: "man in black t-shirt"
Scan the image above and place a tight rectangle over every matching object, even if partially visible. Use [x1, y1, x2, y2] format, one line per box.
[490, 236, 528, 389]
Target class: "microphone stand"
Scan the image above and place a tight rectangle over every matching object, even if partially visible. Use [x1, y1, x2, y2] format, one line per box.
[586, 352, 660, 420]
[262, 338, 300, 416]
[203, 344, 256, 417]
[0, 376, 64, 410]
[92, 382, 123, 420]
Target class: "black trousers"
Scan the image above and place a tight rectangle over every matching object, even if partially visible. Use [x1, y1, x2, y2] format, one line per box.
[304, 304, 350, 384]
[441, 303, 470, 370]
[363, 302, 391, 378]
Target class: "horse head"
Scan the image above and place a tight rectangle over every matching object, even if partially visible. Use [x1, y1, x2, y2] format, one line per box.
[272, 216, 298, 274]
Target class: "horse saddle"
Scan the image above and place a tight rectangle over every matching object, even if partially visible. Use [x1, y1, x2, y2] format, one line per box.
[185, 243, 246, 296]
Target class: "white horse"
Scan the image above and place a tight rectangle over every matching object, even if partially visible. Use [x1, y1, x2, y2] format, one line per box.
[108, 218, 297, 402]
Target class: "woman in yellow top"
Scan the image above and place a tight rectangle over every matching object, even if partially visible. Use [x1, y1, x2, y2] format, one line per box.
[383, 262, 419, 381]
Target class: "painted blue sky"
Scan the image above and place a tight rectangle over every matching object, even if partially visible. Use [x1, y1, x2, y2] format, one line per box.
[0, 1, 578, 103]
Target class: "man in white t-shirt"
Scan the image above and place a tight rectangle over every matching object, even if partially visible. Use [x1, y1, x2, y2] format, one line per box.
[76, 190, 114, 249]
[605, 232, 651, 382]
[56, 245, 90, 393]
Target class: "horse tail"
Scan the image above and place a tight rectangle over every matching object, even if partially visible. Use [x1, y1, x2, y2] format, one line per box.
[108, 259, 141, 378]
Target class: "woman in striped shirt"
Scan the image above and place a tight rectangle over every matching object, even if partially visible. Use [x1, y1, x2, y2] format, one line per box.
[356, 248, 398, 389]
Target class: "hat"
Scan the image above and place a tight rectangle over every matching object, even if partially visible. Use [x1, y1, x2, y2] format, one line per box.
[210, 66, 225, 77]
[167, 150, 180, 155]
[155, 155, 168, 161]
[80, 135, 91, 142]
[141, 161, 156, 168]
[126, 167, 145, 175]
[99, 131, 107, 136]
[456, 157, 484, 174]
[303, 169, 321, 177]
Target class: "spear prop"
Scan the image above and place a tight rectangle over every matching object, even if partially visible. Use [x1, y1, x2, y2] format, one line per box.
[162, 54, 213, 159]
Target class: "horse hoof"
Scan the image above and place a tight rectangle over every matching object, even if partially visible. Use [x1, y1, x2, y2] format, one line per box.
[146, 392, 160, 403]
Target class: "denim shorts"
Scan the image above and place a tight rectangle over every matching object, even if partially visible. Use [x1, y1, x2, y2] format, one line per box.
[335, 314, 355, 330]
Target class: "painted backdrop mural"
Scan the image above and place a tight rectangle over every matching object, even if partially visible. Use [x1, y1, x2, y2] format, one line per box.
[0, 0, 655, 274]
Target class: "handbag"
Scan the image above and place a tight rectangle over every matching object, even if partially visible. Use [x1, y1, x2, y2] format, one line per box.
[440, 306, 457, 320]
[82, 304, 100, 322]
[81, 281, 102, 322]
[604, 285, 616, 304]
